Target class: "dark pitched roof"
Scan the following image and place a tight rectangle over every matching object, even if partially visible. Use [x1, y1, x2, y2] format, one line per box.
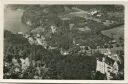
[105, 56, 115, 66]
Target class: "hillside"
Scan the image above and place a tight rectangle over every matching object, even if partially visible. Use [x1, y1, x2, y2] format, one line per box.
[4, 30, 96, 79]
[4, 5, 124, 80]
[20, 5, 124, 51]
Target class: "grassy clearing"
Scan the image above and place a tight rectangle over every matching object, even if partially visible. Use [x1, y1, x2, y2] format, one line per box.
[101, 25, 124, 39]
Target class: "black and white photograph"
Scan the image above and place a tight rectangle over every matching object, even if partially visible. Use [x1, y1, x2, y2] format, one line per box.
[3, 4, 124, 80]
[2, 83, 126, 84]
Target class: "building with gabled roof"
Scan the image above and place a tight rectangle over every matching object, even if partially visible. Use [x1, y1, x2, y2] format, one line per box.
[96, 54, 119, 80]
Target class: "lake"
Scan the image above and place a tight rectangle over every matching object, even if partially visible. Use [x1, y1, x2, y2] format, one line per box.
[4, 7, 30, 33]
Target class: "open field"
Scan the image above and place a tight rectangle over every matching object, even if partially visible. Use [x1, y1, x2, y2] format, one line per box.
[101, 25, 124, 39]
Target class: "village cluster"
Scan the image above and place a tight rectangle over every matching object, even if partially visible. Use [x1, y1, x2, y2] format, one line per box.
[16, 24, 123, 80]
[4, 5, 124, 79]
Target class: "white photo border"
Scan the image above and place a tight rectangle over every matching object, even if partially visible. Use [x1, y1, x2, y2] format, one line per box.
[0, 0, 128, 83]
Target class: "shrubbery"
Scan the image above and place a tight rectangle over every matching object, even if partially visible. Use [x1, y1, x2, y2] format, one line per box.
[4, 30, 97, 79]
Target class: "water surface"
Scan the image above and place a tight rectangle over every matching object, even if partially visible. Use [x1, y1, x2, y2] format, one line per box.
[4, 7, 30, 33]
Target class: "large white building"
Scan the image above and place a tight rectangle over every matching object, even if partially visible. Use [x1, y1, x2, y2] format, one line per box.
[96, 54, 119, 80]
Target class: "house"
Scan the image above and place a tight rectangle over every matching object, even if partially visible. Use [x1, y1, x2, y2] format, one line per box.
[78, 26, 91, 32]
[102, 20, 113, 26]
[69, 23, 74, 30]
[88, 9, 98, 16]
[20, 57, 30, 70]
[51, 25, 56, 34]
[48, 46, 57, 50]
[23, 34, 30, 38]
[36, 37, 47, 49]
[108, 53, 120, 63]
[24, 34, 34, 44]
[41, 35, 45, 41]
[12, 57, 20, 67]
[96, 55, 119, 80]
[36, 38, 43, 45]
[35, 34, 43, 46]
[17, 32, 23, 35]
[61, 17, 70, 21]
[97, 14, 102, 17]
[79, 46, 86, 53]
[36, 34, 41, 38]
[16, 8, 22, 11]
[84, 46, 94, 56]
[28, 37, 35, 45]
[97, 48, 111, 56]
[60, 48, 69, 55]
[31, 28, 45, 34]
[26, 20, 32, 26]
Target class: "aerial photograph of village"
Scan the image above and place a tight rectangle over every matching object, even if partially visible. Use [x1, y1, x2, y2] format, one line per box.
[4, 4, 124, 80]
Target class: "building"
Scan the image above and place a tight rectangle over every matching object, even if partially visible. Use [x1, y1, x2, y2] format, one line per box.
[28, 37, 35, 45]
[96, 54, 119, 80]
[20, 57, 30, 71]
[17, 32, 23, 35]
[60, 48, 70, 55]
[51, 25, 56, 34]
[90, 10, 98, 16]
[69, 23, 74, 30]
[79, 46, 86, 53]
[97, 48, 111, 56]
[48, 46, 57, 50]
[26, 20, 32, 26]
[102, 20, 113, 26]
[78, 26, 91, 32]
